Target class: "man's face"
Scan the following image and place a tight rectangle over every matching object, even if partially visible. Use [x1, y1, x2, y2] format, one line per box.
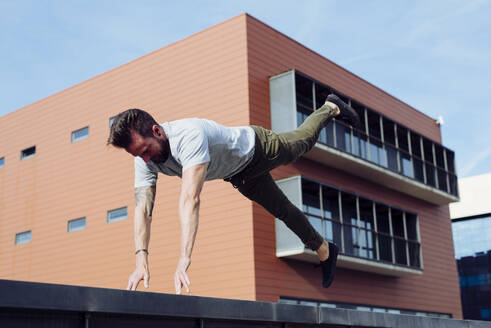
[125, 129, 167, 163]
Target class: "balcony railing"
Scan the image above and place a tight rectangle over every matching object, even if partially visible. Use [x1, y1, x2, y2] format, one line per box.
[270, 70, 459, 205]
[275, 175, 423, 277]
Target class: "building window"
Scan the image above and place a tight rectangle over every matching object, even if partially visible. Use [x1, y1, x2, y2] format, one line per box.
[0, 157, 4, 168]
[71, 126, 89, 143]
[109, 116, 116, 128]
[20, 146, 36, 160]
[279, 297, 451, 318]
[294, 71, 458, 197]
[15, 231, 32, 245]
[301, 178, 421, 269]
[68, 217, 86, 233]
[107, 207, 128, 224]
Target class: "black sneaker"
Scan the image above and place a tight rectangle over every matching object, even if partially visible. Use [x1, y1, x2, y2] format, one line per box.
[314, 242, 339, 288]
[326, 94, 360, 127]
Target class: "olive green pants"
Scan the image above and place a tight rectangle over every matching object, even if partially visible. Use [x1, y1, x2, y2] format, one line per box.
[225, 103, 336, 251]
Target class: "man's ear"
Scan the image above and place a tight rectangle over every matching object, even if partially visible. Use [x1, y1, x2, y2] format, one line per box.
[151, 125, 161, 137]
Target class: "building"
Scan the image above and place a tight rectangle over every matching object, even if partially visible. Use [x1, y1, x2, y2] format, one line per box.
[0, 14, 462, 318]
[450, 173, 491, 320]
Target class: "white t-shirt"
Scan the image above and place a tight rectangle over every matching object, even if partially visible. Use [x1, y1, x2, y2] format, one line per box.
[134, 118, 256, 188]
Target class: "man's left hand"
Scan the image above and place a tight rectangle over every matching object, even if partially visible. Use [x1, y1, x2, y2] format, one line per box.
[174, 257, 191, 294]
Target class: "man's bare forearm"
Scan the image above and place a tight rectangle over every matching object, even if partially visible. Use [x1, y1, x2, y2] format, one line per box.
[134, 186, 156, 253]
[178, 194, 200, 260]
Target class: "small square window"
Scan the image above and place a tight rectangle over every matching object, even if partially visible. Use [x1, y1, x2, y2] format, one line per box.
[107, 207, 128, 224]
[15, 231, 32, 245]
[109, 116, 116, 128]
[0, 157, 4, 168]
[68, 217, 86, 233]
[20, 146, 36, 160]
[71, 126, 89, 143]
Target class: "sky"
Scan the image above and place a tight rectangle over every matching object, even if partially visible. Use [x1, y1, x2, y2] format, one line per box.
[1, 0, 490, 178]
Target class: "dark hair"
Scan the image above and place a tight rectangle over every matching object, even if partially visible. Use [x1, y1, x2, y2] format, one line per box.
[107, 109, 158, 148]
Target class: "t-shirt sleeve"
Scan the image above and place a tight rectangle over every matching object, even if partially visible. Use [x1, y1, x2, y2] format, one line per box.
[134, 156, 158, 188]
[177, 125, 210, 171]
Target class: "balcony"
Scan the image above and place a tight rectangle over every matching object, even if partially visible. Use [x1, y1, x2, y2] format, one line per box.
[270, 70, 459, 205]
[275, 176, 423, 277]
[0, 279, 481, 327]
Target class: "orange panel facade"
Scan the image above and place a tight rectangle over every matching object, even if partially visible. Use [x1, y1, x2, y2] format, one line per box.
[0, 14, 461, 317]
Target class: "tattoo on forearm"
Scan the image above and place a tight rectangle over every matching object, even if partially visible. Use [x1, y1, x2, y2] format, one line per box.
[135, 186, 156, 217]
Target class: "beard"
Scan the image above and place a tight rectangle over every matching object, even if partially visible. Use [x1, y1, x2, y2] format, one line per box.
[151, 137, 169, 164]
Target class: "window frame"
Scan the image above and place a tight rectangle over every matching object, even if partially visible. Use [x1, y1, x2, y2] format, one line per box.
[15, 230, 32, 245]
[20, 146, 36, 161]
[293, 71, 458, 197]
[107, 207, 128, 224]
[301, 177, 422, 269]
[71, 126, 90, 143]
[67, 217, 87, 233]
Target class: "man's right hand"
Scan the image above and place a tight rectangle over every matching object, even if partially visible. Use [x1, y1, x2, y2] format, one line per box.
[127, 255, 150, 291]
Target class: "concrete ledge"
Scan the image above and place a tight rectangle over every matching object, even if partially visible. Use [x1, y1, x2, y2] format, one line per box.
[0, 279, 489, 327]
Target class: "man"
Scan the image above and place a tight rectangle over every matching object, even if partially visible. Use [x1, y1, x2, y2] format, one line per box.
[107, 94, 360, 294]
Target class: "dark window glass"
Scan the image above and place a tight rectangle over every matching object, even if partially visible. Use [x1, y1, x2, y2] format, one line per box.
[323, 123, 335, 147]
[15, 230, 32, 245]
[423, 138, 434, 164]
[376, 204, 390, 234]
[426, 164, 436, 187]
[383, 118, 396, 146]
[359, 198, 374, 230]
[297, 107, 310, 127]
[315, 83, 331, 109]
[295, 74, 313, 109]
[378, 234, 392, 262]
[351, 101, 366, 133]
[408, 242, 420, 267]
[68, 217, 86, 233]
[435, 144, 445, 168]
[446, 149, 455, 173]
[334, 121, 351, 153]
[405, 213, 418, 240]
[449, 174, 458, 196]
[413, 158, 425, 183]
[391, 209, 405, 237]
[322, 186, 339, 221]
[400, 152, 413, 178]
[369, 137, 384, 166]
[107, 207, 128, 223]
[411, 132, 422, 158]
[397, 126, 409, 152]
[395, 239, 407, 265]
[360, 228, 375, 259]
[20, 146, 36, 160]
[325, 221, 342, 247]
[302, 180, 321, 216]
[352, 131, 368, 159]
[341, 192, 357, 224]
[307, 215, 323, 236]
[386, 145, 398, 172]
[367, 110, 381, 139]
[437, 169, 448, 192]
[341, 192, 358, 256]
[343, 224, 357, 256]
[71, 126, 89, 143]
